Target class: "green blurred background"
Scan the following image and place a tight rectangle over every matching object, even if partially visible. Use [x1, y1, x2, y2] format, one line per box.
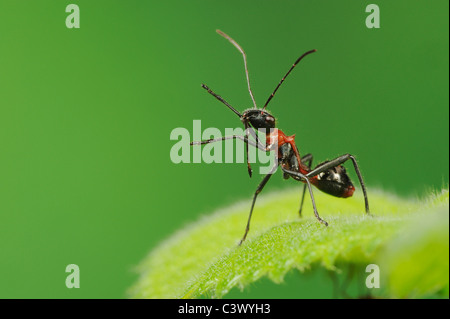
[0, 0, 448, 298]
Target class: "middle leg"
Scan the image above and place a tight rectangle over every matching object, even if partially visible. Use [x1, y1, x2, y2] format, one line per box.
[281, 166, 329, 227]
[298, 153, 313, 217]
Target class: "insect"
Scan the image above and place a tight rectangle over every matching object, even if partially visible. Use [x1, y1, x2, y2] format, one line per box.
[191, 30, 371, 245]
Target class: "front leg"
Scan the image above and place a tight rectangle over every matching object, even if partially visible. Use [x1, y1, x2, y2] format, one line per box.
[307, 154, 370, 215]
[244, 124, 269, 178]
[239, 164, 278, 245]
[190, 134, 267, 151]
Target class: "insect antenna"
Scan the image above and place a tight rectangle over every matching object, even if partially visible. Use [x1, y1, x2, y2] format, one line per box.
[262, 49, 316, 110]
[216, 29, 258, 109]
[201, 84, 242, 118]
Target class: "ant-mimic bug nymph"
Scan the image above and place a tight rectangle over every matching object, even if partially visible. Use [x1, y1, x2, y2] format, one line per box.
[191, 30, 371, 245]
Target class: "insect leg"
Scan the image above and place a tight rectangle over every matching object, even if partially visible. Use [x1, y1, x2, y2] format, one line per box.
[281, 167, 328, 226]
[243, 123, 269, 178]
[298, 153, 313, 217]
[244, 122, 253, 177]
[306, 154, 370, 215]
[239, 165, 277, 245]
[190, 135, 267, 151]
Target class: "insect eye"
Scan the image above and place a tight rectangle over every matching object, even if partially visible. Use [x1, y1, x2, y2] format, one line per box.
[265, 116, 275, 124]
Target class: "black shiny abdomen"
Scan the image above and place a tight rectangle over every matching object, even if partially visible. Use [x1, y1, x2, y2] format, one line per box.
[313, 163, 354, 197]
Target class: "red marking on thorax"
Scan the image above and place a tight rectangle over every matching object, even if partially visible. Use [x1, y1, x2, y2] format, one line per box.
[266, 129, 309, 175]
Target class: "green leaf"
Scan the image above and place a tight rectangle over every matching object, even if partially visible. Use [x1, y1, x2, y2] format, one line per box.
[128, 188, 449, 299]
